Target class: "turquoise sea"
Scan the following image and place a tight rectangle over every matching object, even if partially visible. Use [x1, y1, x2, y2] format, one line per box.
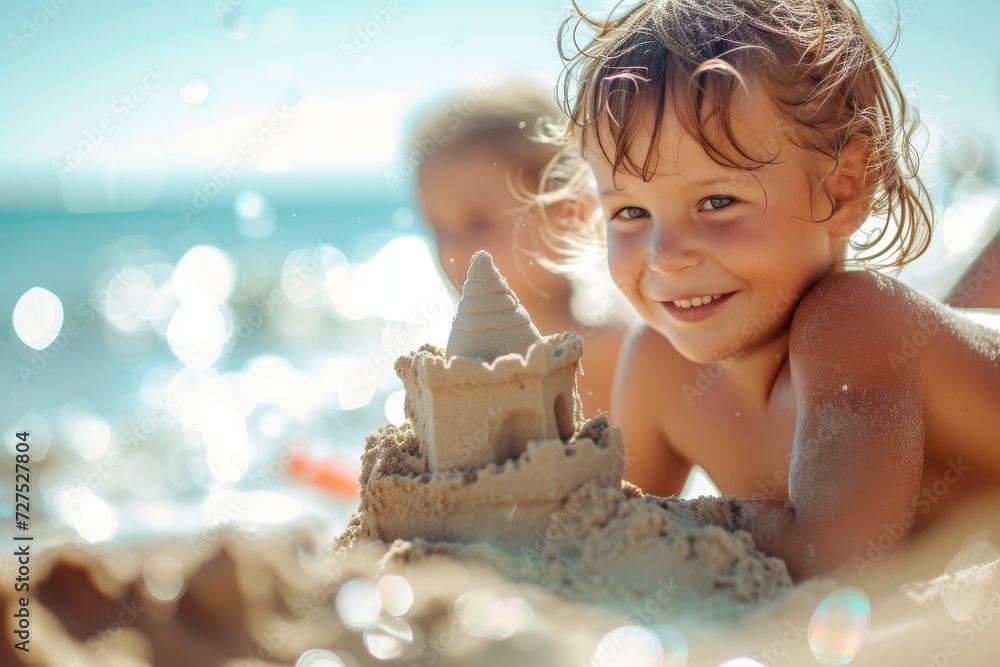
[0, 196, 459, 544]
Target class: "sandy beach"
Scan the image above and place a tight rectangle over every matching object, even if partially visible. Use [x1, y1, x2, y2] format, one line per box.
[2, 495, 999, 667]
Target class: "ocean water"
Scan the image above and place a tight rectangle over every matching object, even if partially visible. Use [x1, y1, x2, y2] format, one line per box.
[0, 198, 459, 546]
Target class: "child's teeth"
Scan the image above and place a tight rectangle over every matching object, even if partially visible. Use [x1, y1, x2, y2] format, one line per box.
[672, 295, 721, 309]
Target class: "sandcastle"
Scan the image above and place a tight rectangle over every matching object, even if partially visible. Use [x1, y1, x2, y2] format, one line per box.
[337, 251, 804, 621]
[345, 251, 626, 544]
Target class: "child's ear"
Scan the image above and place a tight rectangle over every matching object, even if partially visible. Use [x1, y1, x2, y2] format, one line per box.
[565, 191, 600, 224]
[546, 192, 600, 232]
[824, 137, 873, 237]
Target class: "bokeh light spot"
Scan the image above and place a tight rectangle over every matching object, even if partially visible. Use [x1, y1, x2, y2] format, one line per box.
[68, 494, 118, 543]
[235, 189, 276, 238]
[295, 649, 345, 667]
[453, 589, 499, 638]
[808, 587, 871, 665]
[142, 554, 185, 601]
[941, 540, 1000, 621]
[336, 579, 381, 629]
[942, 202, 993, 254]
[364, 617, 413, 660]
[384, 390, 405, 426]
[181, 78, 210, 105]
[651, 624, 688, 667]
[70, 413, 112, 461]
[173, 245, 236, 304]
[206, 443, 250, 483]
[486, 597, 533, 640]
[167, 302, 226, 368]
[589, 626, 664, 667]
[13, 287, 64, 350]
[377, 575, 414, 617]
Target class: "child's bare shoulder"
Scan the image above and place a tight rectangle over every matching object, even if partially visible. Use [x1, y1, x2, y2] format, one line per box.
[790, 269, 930, 365]
[791, 268, 999, 356]
[789, 269, 999, 417]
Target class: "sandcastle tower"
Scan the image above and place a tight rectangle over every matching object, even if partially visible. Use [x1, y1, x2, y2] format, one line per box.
[399, 251, 583, 470]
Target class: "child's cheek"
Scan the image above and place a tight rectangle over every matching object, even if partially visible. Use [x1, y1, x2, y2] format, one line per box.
[609, 227, 652, 293]
[607, 250, 643, 303]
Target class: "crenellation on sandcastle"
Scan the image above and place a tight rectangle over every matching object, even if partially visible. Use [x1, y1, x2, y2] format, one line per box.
[396, 251, 586, 470]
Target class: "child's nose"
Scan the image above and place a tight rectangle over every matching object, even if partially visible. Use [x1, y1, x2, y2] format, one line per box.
[647, 229, 700, 275]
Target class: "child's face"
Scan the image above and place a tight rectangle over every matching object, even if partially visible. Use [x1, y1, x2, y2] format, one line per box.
[588, 95, 847, 364]
[418, 143, 563, 298]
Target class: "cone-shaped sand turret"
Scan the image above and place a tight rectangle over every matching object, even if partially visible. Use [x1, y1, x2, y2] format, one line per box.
[446, 251, 542, 362]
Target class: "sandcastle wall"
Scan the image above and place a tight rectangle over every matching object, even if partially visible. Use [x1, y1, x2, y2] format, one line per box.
[396, 333, 584, 471]
[354, 417, 627, 545]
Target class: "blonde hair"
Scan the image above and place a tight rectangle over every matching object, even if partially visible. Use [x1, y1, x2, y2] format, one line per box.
[543, 0, 934, 271]
[409, 80, 565, 184]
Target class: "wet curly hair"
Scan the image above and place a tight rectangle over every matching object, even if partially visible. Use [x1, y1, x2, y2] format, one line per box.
[539, 0, 933, 271]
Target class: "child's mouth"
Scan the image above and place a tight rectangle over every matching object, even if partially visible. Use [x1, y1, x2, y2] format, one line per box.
[659, 292, 735, 322]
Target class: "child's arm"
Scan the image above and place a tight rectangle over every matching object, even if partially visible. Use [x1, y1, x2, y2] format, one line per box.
[615, 324, 692, 497]
[735, 271, 925, 580]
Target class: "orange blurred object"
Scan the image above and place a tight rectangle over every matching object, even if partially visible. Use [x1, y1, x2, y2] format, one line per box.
[288, 454, 359, 497]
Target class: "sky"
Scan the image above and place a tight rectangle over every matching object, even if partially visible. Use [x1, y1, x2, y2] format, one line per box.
[0, 0, 998, 211]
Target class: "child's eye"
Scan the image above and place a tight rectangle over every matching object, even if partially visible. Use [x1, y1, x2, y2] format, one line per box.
[614, 206, 649, 220]
[702, 196, 735, 211]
